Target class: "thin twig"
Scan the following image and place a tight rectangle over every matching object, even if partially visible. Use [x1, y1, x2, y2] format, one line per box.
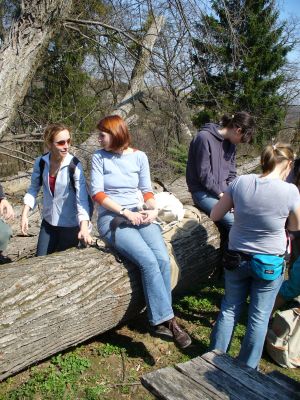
[121, 349, 126, 382]
[0, 144, 36, 160]
[0, 151, 34, 165]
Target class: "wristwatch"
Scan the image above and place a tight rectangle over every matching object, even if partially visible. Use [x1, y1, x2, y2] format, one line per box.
[119, 207, 127, 215]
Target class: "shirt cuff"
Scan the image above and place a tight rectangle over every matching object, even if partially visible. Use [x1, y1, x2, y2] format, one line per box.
[24, 193, 36, 210]
[92, 192, 108, 205]
[143, 192, 154, 202]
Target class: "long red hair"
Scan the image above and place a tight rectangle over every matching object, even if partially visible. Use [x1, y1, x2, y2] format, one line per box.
[97, 115, 131, 151]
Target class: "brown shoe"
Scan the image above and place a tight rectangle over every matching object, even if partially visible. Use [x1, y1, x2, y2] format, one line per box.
[151, 323, 173, 339]
[167, 318, 191, 349]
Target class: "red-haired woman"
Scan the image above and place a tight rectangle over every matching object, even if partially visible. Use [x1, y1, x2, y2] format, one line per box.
[21, 123, 92, 256]
[90, 115, 191, 349]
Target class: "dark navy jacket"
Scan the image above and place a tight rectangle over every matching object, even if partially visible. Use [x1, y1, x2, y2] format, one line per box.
[186, 123, 237, 197]
[0, 184, 4, 199]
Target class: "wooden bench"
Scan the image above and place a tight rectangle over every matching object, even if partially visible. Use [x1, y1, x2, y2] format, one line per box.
[141, 350, 300, 400]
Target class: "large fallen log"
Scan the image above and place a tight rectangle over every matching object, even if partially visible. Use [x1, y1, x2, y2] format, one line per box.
[0, 207, 220, 381]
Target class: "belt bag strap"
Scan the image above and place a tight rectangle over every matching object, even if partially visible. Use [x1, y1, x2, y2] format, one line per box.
[251, 254, 284, 281]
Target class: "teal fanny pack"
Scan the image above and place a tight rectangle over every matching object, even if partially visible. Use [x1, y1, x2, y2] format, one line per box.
[251, 254, 284, 281]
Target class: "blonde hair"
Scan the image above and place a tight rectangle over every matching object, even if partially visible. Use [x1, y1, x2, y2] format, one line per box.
[43, 123, 71, 149]
[261, 142, 294, 174]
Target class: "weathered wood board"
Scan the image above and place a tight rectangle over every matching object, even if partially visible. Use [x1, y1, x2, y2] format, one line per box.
[141, 350, 300, 400]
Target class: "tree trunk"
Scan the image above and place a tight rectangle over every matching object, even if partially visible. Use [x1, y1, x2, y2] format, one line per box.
[0, 0, 73, 138]
[0, 205, 220, 381]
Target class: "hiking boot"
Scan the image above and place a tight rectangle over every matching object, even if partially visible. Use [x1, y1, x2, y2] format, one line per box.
[167, 318, 192, 349]
[151, 323, 173, 339]
[0, 254, 12, 264]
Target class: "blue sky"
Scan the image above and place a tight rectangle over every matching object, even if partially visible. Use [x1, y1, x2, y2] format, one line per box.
[281, 0, 300, 18]
[280, 0, 300, 60]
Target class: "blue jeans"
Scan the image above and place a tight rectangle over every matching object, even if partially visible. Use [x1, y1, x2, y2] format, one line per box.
[98, 211, 174, 326]
[210, 260, 283, 369]
[36, 219, 80, 256]
[0, 219, 12, 252]
[192, 190, 234, 232]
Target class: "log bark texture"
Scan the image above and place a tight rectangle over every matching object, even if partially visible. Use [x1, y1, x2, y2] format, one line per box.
[0, 206, 220, 380]
[0, 0, 73, 138]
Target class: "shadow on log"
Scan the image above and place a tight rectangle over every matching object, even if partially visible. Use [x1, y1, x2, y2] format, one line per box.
[0, 205, 220, 381]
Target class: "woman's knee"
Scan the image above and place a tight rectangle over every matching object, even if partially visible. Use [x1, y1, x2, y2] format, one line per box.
[157, 253, 171, 271]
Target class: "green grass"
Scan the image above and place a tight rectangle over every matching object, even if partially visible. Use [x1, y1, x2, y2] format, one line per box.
[95, 343, 127, 358]
[0, 280, 299, 399]
[0, 353, 91, 400]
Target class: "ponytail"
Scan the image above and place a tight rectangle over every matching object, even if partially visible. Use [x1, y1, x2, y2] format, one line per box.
[261, 143, 294, 174]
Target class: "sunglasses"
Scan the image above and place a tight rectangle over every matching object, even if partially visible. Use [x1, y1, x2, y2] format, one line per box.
[54, 138, 71, 146]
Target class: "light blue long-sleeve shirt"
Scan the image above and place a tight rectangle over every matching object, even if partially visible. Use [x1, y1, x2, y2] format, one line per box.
[90, 149, 153, 214]
[24, 152, 90, 227]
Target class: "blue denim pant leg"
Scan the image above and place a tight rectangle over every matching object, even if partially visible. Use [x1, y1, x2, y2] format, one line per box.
[238, 271, 283, 368]
[210, 260, 283, 369]
[98, 214, 174, 326]
[0, 219, 12, 252]
[36, 219, 79, 256]
[192, 190, 234, 232]
[210, 261, 250, 352]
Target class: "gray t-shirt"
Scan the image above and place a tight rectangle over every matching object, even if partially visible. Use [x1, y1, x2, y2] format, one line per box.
[227, 174, 300, 255]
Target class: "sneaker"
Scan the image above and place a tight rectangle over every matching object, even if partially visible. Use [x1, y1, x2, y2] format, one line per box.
[151, 323, 173, 339]
[167, 318, 192, 349]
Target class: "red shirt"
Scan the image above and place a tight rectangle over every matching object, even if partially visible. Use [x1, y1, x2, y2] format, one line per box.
[49, 175, 56, 195]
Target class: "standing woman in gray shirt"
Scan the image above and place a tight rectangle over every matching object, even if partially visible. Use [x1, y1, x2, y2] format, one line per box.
[209, 143, 300, 369]
[91, 115, 191, 349]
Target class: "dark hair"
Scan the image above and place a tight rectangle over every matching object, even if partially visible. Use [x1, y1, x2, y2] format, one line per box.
[261, 142, 294, 174]
[43, 123, 71, 148]
[294, 158, 300, 188]
[97, 115, 131, 151]
[220, 112, 255, 143]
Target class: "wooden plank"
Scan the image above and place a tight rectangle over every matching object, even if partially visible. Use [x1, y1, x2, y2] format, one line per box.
[202, 351, 299, 400]
[141, 367, 214, 400]
[267, 370, 300, 395]
[176, 357, 261, 400]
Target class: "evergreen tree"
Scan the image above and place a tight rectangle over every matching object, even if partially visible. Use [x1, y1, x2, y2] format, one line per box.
[189, 0, 293, 143]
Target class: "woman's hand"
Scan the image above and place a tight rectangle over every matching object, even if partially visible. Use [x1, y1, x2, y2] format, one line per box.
[123, 209, 144, 226]
[21, 215, 29, 235]
[78, 221, 93, 246]
[21, 205, 30, 235]
[140, 209, 158, 224]
[0, 199, 14, 221]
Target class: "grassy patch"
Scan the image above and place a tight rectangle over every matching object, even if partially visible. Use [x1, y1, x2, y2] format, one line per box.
[1, 353, 91, 400]
[95, 343, 127, 358]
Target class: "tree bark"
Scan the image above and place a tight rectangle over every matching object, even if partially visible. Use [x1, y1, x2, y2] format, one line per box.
[0, 0, 73, 138]
[0, 204, 220, 381]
